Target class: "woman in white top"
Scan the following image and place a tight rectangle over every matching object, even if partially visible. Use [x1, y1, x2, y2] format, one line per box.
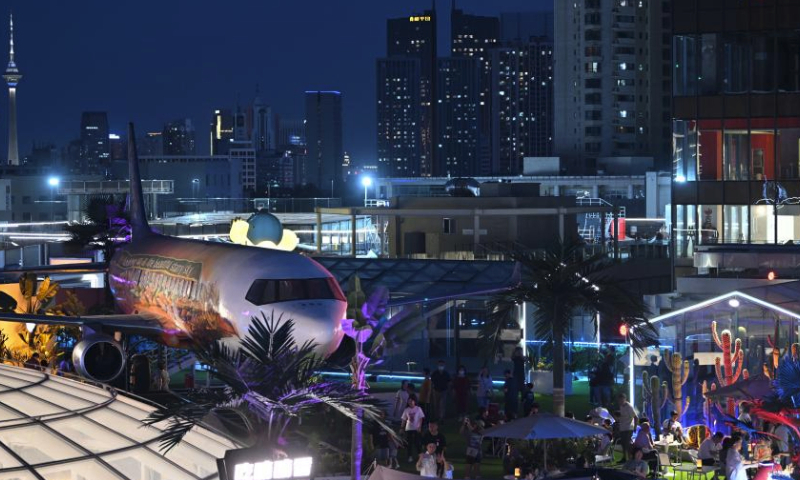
[726, 438, 754, 480]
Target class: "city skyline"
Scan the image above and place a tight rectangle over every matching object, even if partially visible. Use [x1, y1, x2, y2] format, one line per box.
[2, 0, 550, 165]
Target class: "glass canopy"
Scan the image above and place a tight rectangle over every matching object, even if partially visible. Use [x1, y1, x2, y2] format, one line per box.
[0, 364, 237, 480]
[631, 290, 800, 426]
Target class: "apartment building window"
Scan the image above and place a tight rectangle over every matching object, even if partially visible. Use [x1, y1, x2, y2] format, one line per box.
[443, 218, 453, 234]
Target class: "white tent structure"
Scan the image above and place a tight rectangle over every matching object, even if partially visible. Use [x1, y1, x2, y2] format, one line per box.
[0, 364, 238, 480]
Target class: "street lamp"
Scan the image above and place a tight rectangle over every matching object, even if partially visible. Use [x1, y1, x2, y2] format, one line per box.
[47, 177, 59, 220]
[361, 176, 372, 207]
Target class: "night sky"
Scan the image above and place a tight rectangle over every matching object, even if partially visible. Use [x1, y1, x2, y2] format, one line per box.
[7, 0, 550, 164]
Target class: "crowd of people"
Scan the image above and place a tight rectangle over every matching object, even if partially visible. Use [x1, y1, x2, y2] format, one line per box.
[373, 352, 539, 479]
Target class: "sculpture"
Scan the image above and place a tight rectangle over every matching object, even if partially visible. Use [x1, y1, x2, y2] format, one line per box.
[663, 349, 691, 418]
[711, 321, 747, 417]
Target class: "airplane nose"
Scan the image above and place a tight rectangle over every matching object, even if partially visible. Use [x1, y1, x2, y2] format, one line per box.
[262, 300, 346, 356]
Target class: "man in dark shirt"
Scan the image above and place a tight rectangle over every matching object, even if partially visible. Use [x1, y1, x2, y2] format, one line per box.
[430, 360, 451, 421]
[371, 421, 390, 466]
[503, 369, 518, 420]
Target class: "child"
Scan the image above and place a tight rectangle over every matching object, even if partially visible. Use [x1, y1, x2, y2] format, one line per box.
[388, 431, 400, 469]
[522, 382, 535, 416]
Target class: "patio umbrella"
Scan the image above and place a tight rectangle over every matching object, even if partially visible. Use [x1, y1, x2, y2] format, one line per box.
[483, 413, 609, 468]
[704, 374, 772, 402]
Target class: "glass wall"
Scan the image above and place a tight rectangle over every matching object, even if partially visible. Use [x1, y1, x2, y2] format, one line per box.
[673, 35, 697, 96]
[673, 120, 698, 181]
[777, 31, 800, 93]
[724, 33, 750, 94]
[674, 204, 697, 258]
[723, 205, 748, 243]
[752, 33, 775, 93]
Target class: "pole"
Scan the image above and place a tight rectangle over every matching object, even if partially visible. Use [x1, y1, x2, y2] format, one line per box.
[364, 185, 368, 207]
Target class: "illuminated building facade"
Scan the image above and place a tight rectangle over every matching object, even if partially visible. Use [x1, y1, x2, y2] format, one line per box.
[671, 0, 800, 255]
[4, 13, 20, 166]
[435, 57, 480, 177]
[79, 111, 110, 174]
[377, 57, 421, 177]
[210, 109, 234, 156]
[163, 118, 196, 155]
[554, 0, 672, 174]
[385, 8, 437, 176]
[304, 91, 343, 194]
[451, 6, 499, 175]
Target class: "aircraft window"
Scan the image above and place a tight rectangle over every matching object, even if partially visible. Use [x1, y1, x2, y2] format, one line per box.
[245, 278, 343, 306]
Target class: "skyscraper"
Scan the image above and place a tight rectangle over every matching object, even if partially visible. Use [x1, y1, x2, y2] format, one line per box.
[436, 57, 480, 177]
[163, 119, 196, 155]
[304, 91, 343, 194]
[4, 13, 21, 166]
[210, 109, 234, 156]
[554, 1, 671, 173]
[79, 112, 110, 174]
[377, 58, 421, 177]
[385, 6, 437, 176]
[451, 4, 498, 175]
[251, 92, 275, 154]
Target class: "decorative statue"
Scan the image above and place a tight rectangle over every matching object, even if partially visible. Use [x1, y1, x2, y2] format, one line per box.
[701, 380, 717, 430]
[663, 349, 691, 418]
[642, 371, 668, 433]
[763, 319, 800, 380]
[711, 321, 748, 418]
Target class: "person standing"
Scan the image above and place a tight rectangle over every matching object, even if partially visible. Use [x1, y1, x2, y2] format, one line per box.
[421, 421, 447, 477]
[461, 418, 485, 479]
[431, 360, 451, 421]
[401, 397, 425, 463]
[393, 380, 410, 419]
[615, 393, 638, 462]
[503, 370, 519, 420]
[155, 362, 170, 391]
[416, 442, 442, 478]
[371, 411, 391, 467]
[419, 368, 432, 418]
[453, 365, 470, 418]
[476, 367, 493, 409]
[512, 347, 526, 414]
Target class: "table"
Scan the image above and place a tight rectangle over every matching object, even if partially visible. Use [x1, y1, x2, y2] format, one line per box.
[654, 441, 683, 466]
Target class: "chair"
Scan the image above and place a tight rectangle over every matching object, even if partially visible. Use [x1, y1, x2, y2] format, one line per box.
[656, 452, 672, 477]
[595, 440, 614, 466]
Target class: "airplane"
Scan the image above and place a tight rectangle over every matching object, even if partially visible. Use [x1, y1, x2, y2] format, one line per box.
[0, 123, 347, 383]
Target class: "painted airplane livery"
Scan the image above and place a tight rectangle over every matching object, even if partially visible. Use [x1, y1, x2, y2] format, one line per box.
[0, 123, 347, 382]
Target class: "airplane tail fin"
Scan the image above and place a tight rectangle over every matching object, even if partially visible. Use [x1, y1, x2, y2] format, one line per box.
[127, 123, 152, 238]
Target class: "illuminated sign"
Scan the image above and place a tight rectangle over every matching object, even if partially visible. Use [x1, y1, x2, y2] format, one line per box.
[409, 16, 431, 22]
[219, 447, 313, 480]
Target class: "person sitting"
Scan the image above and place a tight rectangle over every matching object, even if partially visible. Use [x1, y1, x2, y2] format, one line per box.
[623, 449, 649, 479]
[726, 437, 756, 480]
[662, 411, 684, 441]
[632, 420, 658, 473]
[699, 432, 724, 466]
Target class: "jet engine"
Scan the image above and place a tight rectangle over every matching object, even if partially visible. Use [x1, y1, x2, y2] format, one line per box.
[72, 335, 125, 383]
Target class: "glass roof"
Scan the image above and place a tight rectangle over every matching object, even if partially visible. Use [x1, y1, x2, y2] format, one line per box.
[0, 364, 237, 480]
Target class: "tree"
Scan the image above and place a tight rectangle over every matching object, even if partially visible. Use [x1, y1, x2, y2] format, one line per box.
[64, 195, 130, 264]
[481, 239, 658, 416]
[146, 313, 392, 457]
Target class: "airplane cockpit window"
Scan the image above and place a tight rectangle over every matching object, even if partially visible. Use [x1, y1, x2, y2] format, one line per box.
[245, 278, 344, 306]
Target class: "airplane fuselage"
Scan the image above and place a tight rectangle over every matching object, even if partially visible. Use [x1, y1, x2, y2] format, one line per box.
[108, 233, 346, 354]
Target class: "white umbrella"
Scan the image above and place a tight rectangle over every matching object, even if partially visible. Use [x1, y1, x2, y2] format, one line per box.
[483, 413, 609, 468]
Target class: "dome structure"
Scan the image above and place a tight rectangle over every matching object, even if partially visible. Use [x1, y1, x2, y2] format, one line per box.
[246, 211, 284, 245]
[0, 364, 238, 480]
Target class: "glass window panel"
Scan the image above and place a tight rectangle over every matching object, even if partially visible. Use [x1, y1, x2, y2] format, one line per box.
[699, 205, 722, 244]
[108, 397, 155, 422]
[26, 386, 93, 411]
[752, 33, 775, 93]
[723, 120, 750, 180]
[47, 417, 133, 453]
[750, 121, 776, 181]
[0, 376, 31, 390]
[37, 460, 126, 480]
[673, 35, 697, 96]
[104, 449, 197, 480]
[723, 33, 750, 93]
[698, 120, 723, 180]
[45, 377, 112, 404]
[180, 429, 237, 457]
[777, 119, 800, 180]
[0, 470, 37, 480]
[85, 409, 161, 443]
[723, 205, 749, 243]
[777, 31, 800, 92]
[0, 392, 64, 417]
[149, 441, 218, 478]
[673, 119, 698, 181]
[675, 204, 697, 258]
[0, 425, 82, 465]
[699, 34, 722, 95]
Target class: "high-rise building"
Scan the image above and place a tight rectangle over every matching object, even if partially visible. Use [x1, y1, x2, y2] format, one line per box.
[451, 4, 498, 175]
[436, 57, 480, 177]
[500, 11, 554, 43]
[4, 13, 21, 166]
[304, 91, 343, 194]
[671, 0, 800, 254]
[109, 133, 125, 161]
[489, 38, 554, 175]
[377, 58, 421, 177]
[276, 118, 305, 152]
[554, 0, 671, 173]
[163, 119, 196, 155]
[139, 132, 163, 156]
[386, 6, 437, 176]
[251, 93, 275, 154]
[210, 109, 234, 156]
[79, 112, 110, 174]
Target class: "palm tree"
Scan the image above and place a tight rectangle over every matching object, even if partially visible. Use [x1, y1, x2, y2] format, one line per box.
[481, 239, 658, 416]
[146, 313, 392, 458]
[64, 195, 130, 264]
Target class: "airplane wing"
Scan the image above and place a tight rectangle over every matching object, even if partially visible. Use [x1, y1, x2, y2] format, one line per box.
[0, 311, 164, 335]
